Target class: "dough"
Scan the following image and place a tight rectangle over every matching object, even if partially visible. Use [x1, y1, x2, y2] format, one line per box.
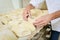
[0, 29, 17, 40]
[0, 9, 48, 38]
[11, 21, 36, 37]
[30, 9, 42, 19]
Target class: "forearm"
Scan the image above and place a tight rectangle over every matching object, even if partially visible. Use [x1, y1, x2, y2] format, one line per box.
[50, 10, 60, 20]
[25, 4, 35, 10]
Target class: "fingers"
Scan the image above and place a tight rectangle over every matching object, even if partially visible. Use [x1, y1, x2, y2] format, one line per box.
[23, 10, 31, 21]
[23, 11, 27, 21]
[34, 19, 43, 24]
[28, 10, 31, 17]
[34, 21, 45, 27]
[33, 19, 48, 28]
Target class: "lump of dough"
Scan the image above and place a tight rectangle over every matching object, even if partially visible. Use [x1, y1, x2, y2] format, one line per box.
[11, 21, 36, 37]
[0, 29, 17, 40]
[30, 9, 42, 19]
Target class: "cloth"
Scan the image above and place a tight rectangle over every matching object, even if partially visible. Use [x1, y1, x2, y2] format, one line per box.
[30, 0, 46, 9]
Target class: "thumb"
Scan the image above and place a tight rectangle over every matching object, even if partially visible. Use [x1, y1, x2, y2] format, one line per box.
[28, 10, 31, 17]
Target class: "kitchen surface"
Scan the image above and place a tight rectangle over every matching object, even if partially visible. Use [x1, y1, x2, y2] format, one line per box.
[0, 0, 60, 40]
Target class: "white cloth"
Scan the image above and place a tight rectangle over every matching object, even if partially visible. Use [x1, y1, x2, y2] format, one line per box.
[30, 0, 45, 8]
[30, 0, 60, 32]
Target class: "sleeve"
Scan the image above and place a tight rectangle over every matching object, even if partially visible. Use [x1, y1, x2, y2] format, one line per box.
[29, 0, 45, 8]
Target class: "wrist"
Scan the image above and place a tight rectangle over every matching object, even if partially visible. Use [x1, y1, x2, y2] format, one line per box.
[25, 4, 35, 11]
[49, 13, 56, 20]
[49, 10, 60, 20]
[47, 14, 54, 21]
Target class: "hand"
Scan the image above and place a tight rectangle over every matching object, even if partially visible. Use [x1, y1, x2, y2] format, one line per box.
[23, 9, 31, 21]
[33, 14, 52, 28]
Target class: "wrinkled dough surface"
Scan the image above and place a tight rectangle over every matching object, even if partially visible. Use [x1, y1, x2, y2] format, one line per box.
[12, 21, 36, 37]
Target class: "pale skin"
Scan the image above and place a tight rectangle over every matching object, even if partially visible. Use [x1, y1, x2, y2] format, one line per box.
[23, 4, 60, 27]
[23, 4, 35, 21]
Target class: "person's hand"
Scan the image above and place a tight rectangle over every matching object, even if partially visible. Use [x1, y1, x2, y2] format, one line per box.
[23, 9, 31, 21]
[33, 14, 52, 28]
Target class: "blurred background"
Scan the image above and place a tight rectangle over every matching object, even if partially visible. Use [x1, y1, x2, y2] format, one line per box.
[0, 0, 47, 13]
[0, 0, 22, 13]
